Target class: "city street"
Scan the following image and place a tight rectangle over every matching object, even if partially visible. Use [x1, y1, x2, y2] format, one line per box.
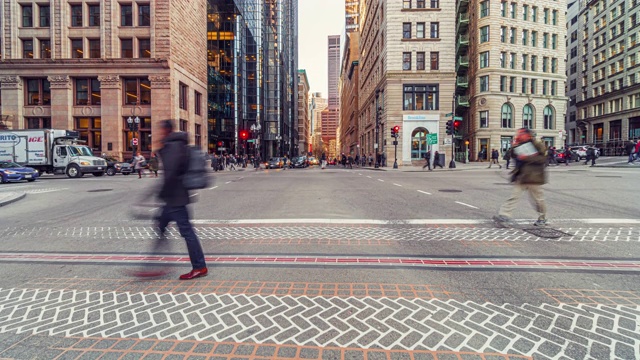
[0, 165, 639, 360]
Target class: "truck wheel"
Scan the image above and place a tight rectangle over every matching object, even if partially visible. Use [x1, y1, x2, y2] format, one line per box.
[66, 165, 82, 178]
[106, 167, 116, 176]
[93, 172, 104, 177]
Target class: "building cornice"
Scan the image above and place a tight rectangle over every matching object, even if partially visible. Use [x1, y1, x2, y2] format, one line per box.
[0, 58, 170, 70]
[576, 83, 640, 107]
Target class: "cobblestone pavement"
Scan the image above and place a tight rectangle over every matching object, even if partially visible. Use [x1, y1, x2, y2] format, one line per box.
[1, 285, 640, 360]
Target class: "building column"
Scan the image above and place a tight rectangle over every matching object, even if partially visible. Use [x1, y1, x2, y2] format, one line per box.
[0, 76, 23, 129]
[97, 75, 123, 159]
[47, 75, 73, 129]
[622, 117, 630, 141]
[148, 75, 172, 151]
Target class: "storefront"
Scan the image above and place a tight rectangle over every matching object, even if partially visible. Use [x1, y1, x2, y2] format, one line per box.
[402, 114, 440, 165]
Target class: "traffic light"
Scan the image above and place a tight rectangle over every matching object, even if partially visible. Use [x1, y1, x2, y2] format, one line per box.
[239, 130, 249, 141]
[446, 120, 453, 135]
[217, 141, 224, 147]
[391, 126, 396, 137]
[393, 126, 400, 138]
[453, 120, 461, 135]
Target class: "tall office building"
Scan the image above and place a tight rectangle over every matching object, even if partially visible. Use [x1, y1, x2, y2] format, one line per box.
[455, 0, 567, 159]
[568, 0, 640, 153]
[310, 92, 327, 157]
[323, 35, 341, 147]
[297, 70, 311, 156]
[358, 0, 456, 165]
[207, 0, 299, 158]
[339, 32, 360, 156]
[0, 1, 208, 158]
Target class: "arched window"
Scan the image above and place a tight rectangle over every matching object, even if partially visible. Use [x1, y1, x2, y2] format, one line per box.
[544, 106, 554, 129]
[501, 103, 513, 128]
[523, 104, 533, 129]
[411, 127, 429, 160]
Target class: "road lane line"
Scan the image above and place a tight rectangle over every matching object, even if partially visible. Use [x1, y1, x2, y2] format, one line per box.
[209, 186, 219, 190]
[359, 173, 362, 175]
[225, 181, 232, 184]
[393, 183, 402, 187]
[186, 218, 640, 225]
[378, 179, 384, 182]
[417, 190, 432, 195]
[189, 193, 199, 198]
[455, 201, 479, 209]
[148, 207, 158, 212]
[367, 176, 372, 178]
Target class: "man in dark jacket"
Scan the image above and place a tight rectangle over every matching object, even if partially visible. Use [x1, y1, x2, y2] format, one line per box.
[494, 128, 548, 227]
[157, 120, 208, 280]
[626, 140, 637, 164]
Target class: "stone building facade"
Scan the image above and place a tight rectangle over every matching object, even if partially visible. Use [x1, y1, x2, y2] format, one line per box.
[0, 0, 207, 160]
[456, 0, 567, 160]
[339, 32, 360, 156]
[569, 0, 640, 155]
[297, 70, 310, 156]
[358, 0, 456, 166]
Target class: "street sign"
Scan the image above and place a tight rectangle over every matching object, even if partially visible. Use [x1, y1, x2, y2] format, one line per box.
[247, 139, 255, 143]
[427, 133, 438, 145]
[131, 138, 139, 146]
[454, 116, 463, 120]
[445, 112, 453, 117]
[374, 143, 379, 149]
[444, 138, 452, 145]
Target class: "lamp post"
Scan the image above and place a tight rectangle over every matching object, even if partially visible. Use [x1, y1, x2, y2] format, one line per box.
[276, 135, 282, 157]
[127, 116, 140, 157]
[250, 123, 261, 161]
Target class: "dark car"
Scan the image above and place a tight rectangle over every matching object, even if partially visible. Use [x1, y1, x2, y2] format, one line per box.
[556, 151, 579, 163]
[104, 156, 134, 176]
[291, 156, 308, 168]
[0, 161, 39, 183]
[267, 157, 284, 169]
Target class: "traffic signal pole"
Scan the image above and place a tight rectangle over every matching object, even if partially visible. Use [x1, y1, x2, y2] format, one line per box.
[449, 96, 456, 169]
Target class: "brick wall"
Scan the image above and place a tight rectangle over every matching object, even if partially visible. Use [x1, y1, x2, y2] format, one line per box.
[169, 0, 207, 85]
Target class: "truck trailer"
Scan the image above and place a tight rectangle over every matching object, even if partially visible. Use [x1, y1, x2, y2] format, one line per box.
[0, 129, 107, 178]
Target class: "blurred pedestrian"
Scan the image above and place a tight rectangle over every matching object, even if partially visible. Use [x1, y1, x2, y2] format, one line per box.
[132, 152, 146, 179]
[148, 153, 159, 177]
[422, 150, 432, 171]
[503, 148, 512, 169]
[563, 147, 573, 166]
[488, 149, 502, 169]
[321, 152, 327, 169]
[433, 151, 444, 169]
[584, 147, 596, 166]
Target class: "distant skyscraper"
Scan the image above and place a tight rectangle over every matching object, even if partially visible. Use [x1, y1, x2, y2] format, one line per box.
[345, 0, 360, 33]
[324, 35, 341, 145]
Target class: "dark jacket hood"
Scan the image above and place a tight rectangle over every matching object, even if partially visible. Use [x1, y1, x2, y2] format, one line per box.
[163, 132, 189, 145]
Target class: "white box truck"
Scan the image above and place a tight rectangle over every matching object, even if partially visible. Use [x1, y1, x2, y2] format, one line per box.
[0, 129, 107, 178]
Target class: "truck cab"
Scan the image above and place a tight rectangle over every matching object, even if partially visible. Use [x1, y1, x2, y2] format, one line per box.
[52, 138, 106, 178]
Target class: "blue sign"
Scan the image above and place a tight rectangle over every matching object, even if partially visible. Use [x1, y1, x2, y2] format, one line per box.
[0, 133, 20, 147]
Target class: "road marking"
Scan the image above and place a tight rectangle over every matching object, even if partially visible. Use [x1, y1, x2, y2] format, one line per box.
[366, 176, 372, 178]
[225, 181, 232, 184]
[394, 183, 402, 187]
[358, 173, 362, 175]
[417, 190, 432, 195]
[378, 179, 384, 182]
[208, 186, 219, 190]
[455, 201, 479, 209]
[185, 218, 640, 225]
[189, 193, 199, 198]
[148, 207, 158, 212]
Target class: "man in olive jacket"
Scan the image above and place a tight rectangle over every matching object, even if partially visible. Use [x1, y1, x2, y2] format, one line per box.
[494, 128, 548, 226]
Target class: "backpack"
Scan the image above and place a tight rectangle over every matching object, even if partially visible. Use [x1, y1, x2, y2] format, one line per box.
[182, 146, 210, 190]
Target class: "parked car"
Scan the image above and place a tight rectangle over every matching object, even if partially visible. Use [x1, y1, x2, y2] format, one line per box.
[308, 157, 319, 166]
[556, 152, 579, 163]
[0, 161, 39, 183]
[570, 146, 600, 160]
[104, 157, 134, 176]
[267, 157, 284, 169]
[291, 156, 308, 168]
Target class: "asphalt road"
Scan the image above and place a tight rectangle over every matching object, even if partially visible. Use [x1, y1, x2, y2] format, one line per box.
[0, 165, 639, 360]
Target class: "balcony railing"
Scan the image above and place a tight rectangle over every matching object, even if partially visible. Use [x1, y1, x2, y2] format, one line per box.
[456, 75, 469, 88]
[456, 56, 469, 72]
[456, 13, 469, 34]
[456, 95, 470, 107]
[456, 34, 469, 52]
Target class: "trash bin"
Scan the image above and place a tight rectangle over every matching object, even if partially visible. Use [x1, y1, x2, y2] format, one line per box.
[438, 153, 445, 165]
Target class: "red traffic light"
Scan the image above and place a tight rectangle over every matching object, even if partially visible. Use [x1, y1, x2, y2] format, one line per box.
[453, 121, 461, 128]
[217, 141, 223, 147]
[239, 130, 249, 140]
[393, 126, 400, 133]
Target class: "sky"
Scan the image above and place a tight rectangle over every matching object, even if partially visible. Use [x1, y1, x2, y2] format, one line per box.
[298, 0, 345, 97]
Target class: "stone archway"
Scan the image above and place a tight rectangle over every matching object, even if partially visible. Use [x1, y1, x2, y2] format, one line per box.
[411, 127, 429, 160]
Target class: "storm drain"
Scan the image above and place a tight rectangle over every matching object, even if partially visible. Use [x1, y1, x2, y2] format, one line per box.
[522, 227, 572, 239]
[87, 189, 113, 193]
[438, 189, 462, 193]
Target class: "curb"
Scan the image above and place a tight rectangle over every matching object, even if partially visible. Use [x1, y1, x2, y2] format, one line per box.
[0, 192, 26, 207]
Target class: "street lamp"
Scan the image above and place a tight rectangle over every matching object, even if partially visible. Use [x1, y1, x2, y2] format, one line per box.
[276, 135, 282, 157]
[250, 123, 262, 161]
[127, 116, 141, 156]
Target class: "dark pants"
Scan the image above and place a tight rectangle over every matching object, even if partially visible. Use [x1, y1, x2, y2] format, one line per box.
[157, 206, 207, 270]
[506, 159, 511, 169]
[585, 156, 595, 166]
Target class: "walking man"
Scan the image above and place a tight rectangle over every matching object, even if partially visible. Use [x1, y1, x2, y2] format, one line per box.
[504, 148, 512, 169]
[493, 128, 548, 227]
[584, 147, 596, 166]
[488, 149, 502, 169]
[563, 146, 573, 166]
[627, 140, 637, 164]
[422, 150, 432, 171]
[433, 151, 444, 169]
[321, 152, 327, 169]
[156, 120, 208, 280]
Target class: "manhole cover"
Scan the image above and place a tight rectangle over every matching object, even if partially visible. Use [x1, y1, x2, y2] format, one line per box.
[438, 189, 462, 193]
[596, 176, 622, 178]
[522, 227, 572, 239]
[87, 189, 113, 193]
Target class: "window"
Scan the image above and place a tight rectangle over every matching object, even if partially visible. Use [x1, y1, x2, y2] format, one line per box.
[510, 3, 516, 18]
[500, 76, 507, 92]
[500, 27, 507, 42]
[403, 23, 411, 39]
[552, 10, 558, 25]
[430, 22, 439, 38]
[39, 5, 50, 27]
[531, 55, 537, 71]
[124, 78, 151, 105]
[531, 79, 537, 94]
[510, 77, 516, 92]
[501, 104, 513, 128]
[121, 39, 133, 58]
[417, 23, 425, 38]
[551, 58, 558, 73]
[22, 5, 33, 27]
[123, 117, 151, 152]
[139, 38, 151, 58]
[480, 26, 490, 43]
[195, 92, 202, 115]
[25, 118, 51, 129]
[71, 39, 83, 58]
[403, 85, 439, 110]
[75, 78, 101, 105]
[522, 78, 528, 93]
[523, 5, 528, 20]
[430, 0, 439, 8]
[551, 81, 557, 96]
[543, 33, 549, 48]
[40, 39, 51, 59]
[180, 120, 188, 132]
[22, 39, 34, 59]
[89, 5, 100, 27]
[543, 80, 549, 95]
[543, 106, 554, 129]
[480, 51, 489, 68]
[88, 39, 100, 58]
[195, 124, 202, 148]
[480, 111, 489, 128]
[417, 52, 425, 70]
[430, 52, 439, 70]
[138, 4, 151, 26]
[403, 52, 411, 70]
[522, 30, 528, 45]
[522, 54, 528, 70]
[403, 0, 411, 9]
[480, 76, 489, 92]
[544, 8, 549, 24]
[543, 57, 549, 72]
[509, 53, 516, 69]
[75, 118, 102, 152]
[501, 1, 507, 17]
[26, 79, 51, 106]
[523, 105, 533, 129]
[71, 5, 82, 27]
[570, 79, 577, 90]
[480, 1, 489, 17]
[531, 31, 537, 47]
[552, 34, 558, 49]
[121, 4, 133, 26]
[179, 83, 188, 110]
[510, 28, 516, 44]
[532, 6, 538, 22]
[416, 0, 425, 8]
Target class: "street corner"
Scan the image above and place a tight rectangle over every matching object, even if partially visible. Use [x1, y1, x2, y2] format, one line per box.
[0, 191, 26, 207]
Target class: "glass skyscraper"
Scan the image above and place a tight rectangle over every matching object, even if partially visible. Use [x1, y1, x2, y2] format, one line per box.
[207, 0, 298, 158]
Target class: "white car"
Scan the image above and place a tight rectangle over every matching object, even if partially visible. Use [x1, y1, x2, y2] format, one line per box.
[570, 146, 599, 160]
